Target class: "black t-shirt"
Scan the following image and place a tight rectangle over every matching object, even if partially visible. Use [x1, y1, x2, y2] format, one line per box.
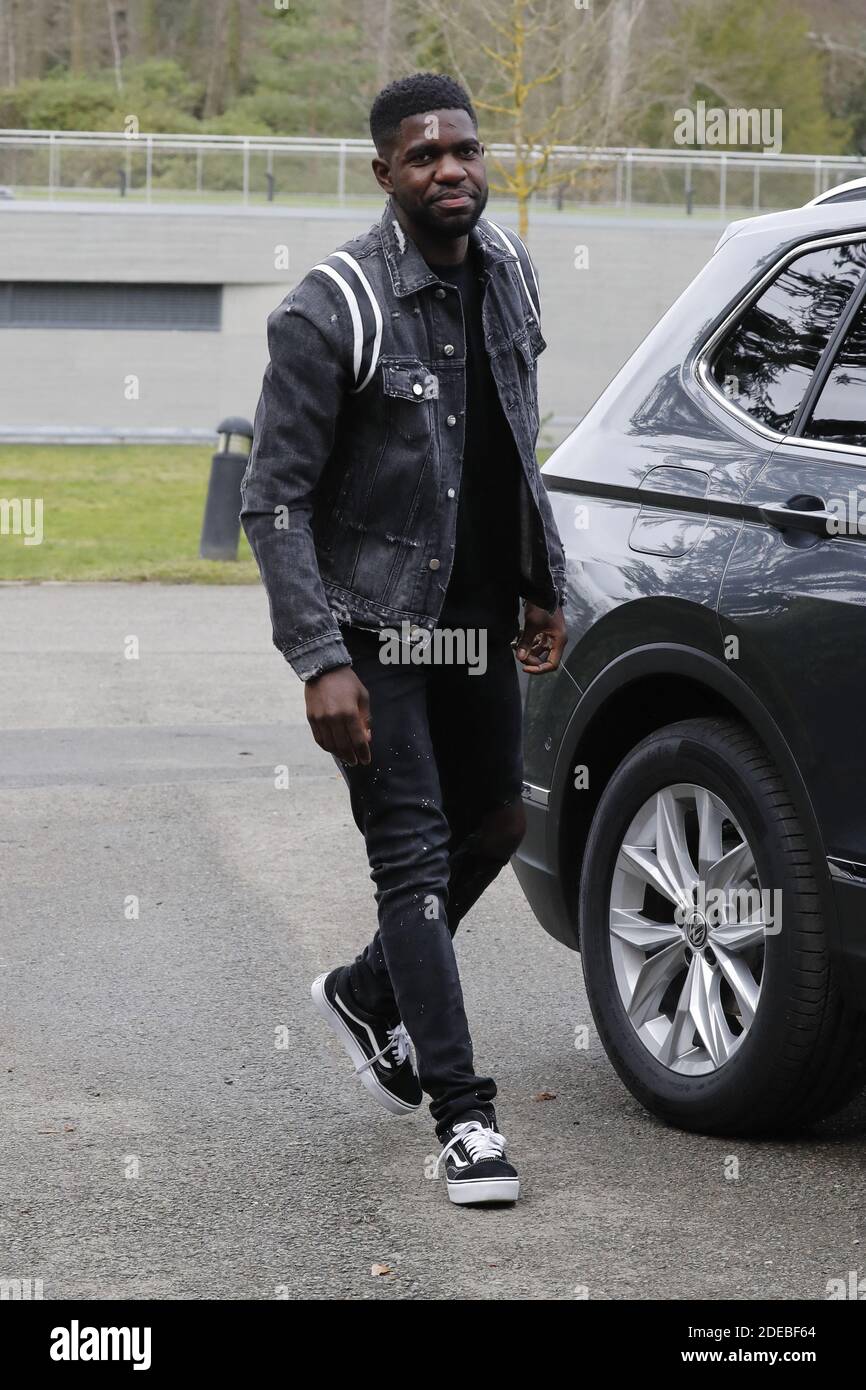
[427, 245, 521, 638]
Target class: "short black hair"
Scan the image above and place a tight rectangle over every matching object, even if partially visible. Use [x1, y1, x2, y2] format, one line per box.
[369, 72, 477, 154]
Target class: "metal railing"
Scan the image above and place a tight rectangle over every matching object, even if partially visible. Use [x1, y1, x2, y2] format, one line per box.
[1, 130, 865, 215]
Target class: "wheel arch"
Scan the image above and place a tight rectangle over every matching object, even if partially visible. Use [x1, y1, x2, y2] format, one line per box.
[550, 644, 837, 955]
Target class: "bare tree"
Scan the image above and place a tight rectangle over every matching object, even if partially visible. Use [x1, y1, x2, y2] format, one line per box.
[603, 0, 648, 134]
[428, 0, 609, 239]
[378, 0, 393, 89]
[203, 0, 228, 117]
[70, 0, 87, 74]
[0, 0, 17, 88]
[106, 0, 123, 91]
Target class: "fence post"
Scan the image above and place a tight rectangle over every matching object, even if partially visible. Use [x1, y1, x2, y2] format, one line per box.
[48, 131, 56, 200]
[146, 134, 152, 203]
[338, 140, 346, 206]
[753, 162, 760, 211]
[243, 138, 250, 204]
[719, 153, 727, 218]
[625, 149, 633, 211]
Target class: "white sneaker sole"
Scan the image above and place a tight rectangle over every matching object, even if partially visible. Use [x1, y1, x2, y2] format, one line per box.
[310, 972, 420, 1116]
[447, 1175, 520, 1205]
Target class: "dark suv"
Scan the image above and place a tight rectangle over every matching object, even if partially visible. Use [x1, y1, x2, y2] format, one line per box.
[514, 199, 866, 1136]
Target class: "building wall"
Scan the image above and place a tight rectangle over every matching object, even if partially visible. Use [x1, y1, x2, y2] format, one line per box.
[0, 201, 724, 443]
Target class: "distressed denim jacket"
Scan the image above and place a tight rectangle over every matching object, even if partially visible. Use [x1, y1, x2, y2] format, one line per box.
[240, 197, 567, 681]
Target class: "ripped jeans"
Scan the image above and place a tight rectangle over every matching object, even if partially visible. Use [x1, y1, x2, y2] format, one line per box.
[333, 610, 525, 1136]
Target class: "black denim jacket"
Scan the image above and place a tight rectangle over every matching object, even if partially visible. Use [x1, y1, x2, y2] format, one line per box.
[240, 197, 567, 681]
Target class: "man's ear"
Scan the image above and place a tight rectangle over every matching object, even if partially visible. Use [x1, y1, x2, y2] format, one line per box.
[372, 157, 394, 195]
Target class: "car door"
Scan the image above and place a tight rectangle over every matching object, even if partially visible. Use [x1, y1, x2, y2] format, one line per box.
[716, 231, 866, 866]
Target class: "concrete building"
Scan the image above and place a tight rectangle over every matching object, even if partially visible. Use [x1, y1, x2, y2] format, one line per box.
[0, 200, 724, 446]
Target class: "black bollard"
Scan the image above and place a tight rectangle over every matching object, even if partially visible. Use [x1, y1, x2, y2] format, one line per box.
[199, 417, 253, 561]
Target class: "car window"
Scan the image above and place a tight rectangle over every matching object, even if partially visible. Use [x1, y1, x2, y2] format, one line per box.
[801, 293, 866, 448]
[711, 241, 866, 433]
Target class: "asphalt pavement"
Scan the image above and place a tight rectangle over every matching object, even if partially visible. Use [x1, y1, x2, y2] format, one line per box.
[2, 583, 865, 1300]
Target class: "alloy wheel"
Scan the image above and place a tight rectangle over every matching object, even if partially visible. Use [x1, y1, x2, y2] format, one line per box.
[608, 783, 768, 1075]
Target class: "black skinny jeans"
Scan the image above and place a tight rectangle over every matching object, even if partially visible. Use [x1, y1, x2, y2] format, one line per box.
[333, 614, 525, 1137]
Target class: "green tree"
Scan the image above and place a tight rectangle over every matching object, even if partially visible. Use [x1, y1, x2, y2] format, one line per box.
[219, 2, 374, 135]
[636, 0, 849, 153]
[138, 0, 159, 60]
[0, 58, 202, 130]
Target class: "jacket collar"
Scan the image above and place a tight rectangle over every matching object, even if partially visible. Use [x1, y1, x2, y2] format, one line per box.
[378, 196, 517, 298]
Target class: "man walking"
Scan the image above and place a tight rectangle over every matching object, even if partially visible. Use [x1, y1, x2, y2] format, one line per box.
[241, 73, 567, 1205]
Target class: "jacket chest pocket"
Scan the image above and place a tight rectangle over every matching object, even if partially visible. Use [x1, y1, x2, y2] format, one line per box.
[381, 357, 438, 443]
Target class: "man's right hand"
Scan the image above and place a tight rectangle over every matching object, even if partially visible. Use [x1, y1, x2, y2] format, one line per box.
[305, 665, 372, 766]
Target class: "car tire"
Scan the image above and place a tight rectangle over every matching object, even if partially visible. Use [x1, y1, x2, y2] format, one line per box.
[579, 715, 866, 1135]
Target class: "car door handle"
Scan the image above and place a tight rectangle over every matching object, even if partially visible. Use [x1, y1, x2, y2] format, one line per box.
[758, 498, 837, 537]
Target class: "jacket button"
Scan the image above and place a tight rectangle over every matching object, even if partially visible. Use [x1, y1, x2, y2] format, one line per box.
[434, 287, 446, 299]
[446, 414, 457, 426]
[412, 383, 423, 395]
[443, 344, 454, 356]
[429, 558, 440, 570]
[447, 488, 456, 498]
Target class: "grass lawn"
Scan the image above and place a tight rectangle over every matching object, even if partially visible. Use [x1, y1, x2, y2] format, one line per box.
[0, 443, 554, 583]
[0, 444, 259, 583]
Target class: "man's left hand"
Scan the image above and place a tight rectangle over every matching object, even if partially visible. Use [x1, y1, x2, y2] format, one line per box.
[514, 603, 567, 675]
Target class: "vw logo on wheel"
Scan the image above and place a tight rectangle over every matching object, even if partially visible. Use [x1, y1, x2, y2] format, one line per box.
[684, 911, 709, 949]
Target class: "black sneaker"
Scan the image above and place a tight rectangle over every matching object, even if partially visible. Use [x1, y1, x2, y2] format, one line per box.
[310, 969, 422, 1115]
[434, 1109, 520, 1205]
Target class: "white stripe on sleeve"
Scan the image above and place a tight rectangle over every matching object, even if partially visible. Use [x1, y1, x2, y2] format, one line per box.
[485, 220, 540, 324]
[310, 261, 363, 385]
[332, 251, 384, 393]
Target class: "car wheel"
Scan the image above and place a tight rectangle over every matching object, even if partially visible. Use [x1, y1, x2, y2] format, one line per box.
[578, 715, 866, 1135]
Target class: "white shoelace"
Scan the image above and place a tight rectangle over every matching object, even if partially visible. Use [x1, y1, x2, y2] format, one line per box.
[434, 1120, 506, 1178]
[355, 1022, 413, 1075]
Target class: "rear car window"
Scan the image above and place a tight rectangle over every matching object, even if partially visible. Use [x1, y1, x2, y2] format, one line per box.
[802, 294, 866, 448]
[711, 240, 866, 433]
